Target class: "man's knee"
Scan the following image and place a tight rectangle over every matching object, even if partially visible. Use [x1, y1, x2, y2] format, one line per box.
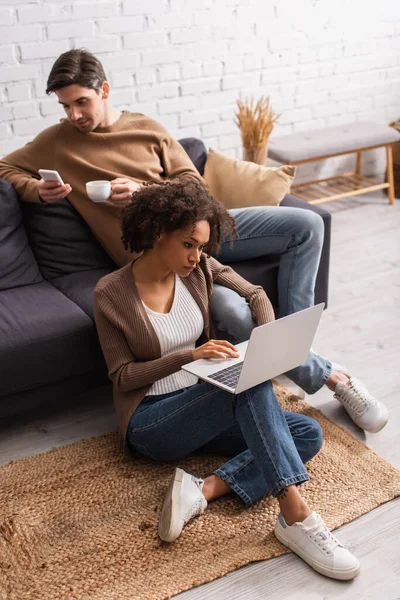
[297, 210, 324, 247]
[211, 285, 255, 342]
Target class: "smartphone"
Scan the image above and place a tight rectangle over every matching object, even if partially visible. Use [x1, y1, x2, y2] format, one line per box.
[38, 169, 64, 185]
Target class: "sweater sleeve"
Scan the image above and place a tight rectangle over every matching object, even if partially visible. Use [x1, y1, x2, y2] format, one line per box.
[152, 121, 202, 183]
[93, 288, 194, 393]
[0, 124, 59, 203]
[207, 256, 275, 325]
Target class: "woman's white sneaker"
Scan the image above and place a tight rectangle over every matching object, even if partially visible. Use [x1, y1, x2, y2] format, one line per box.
[334, 376, 389, 433]
[158, 467, 207, 543]
[274, 511, 360, 580]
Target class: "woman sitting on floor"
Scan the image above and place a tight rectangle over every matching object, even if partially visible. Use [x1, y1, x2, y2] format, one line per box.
[93, 178, 360, 581]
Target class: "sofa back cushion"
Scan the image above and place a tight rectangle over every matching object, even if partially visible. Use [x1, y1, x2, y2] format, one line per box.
[22, 198, 116, 280]
[203, 148, 296, 209]
[178, 138, 207, 175]
[0, 178, 42, 290]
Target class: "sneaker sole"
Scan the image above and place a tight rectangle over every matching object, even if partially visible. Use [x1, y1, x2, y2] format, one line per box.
[274, 524, 360, 581]
[357, 404, 389, 434]
[158, 467, 185, 543]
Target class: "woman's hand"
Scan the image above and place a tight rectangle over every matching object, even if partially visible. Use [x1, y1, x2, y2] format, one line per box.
[192, 339, 239, 361]
[109, 178, 142, 207]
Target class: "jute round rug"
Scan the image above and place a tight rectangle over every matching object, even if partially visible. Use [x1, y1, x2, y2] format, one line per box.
[1, 384, 399, 600]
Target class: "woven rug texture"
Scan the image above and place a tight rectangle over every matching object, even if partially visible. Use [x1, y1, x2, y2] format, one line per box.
[1, 384, 399, 600]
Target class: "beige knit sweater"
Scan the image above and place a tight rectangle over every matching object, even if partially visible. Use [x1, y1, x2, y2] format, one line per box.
[0, 111, 201, 267]
[93, 254, 275, 445]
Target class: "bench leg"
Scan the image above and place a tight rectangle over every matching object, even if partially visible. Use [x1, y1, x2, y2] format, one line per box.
[386, 145, 395, 205]
[354, 151, 362, 189]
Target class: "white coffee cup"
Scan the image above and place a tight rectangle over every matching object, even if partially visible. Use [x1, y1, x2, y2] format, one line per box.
[86, 180, 111, 203]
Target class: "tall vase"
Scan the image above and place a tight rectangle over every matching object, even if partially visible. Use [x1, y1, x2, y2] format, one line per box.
[243, 143, 268, 165]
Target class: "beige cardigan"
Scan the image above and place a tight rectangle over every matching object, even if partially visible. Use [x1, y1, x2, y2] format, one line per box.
[93, 255, 275, 444]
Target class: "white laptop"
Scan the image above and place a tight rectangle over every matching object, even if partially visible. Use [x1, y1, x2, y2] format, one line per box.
[182, 304, 324, 394]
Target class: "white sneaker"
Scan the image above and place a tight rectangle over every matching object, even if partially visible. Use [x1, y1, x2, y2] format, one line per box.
[158, 467, 207, 543]
[334, 376, 389, 433]
[274, 511, 360, 580]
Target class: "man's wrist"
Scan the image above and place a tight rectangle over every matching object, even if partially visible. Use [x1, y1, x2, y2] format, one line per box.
[38, 194, 47, 204]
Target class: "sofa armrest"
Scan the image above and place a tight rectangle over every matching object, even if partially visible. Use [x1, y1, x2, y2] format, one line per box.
[281, 193, 331, 308]
[280, 193, 330, 217]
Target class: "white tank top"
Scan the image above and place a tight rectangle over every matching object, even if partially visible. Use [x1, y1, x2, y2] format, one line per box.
[143, 275, 204, 395]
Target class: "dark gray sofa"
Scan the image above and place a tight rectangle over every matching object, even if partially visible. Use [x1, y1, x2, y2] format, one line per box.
[0, 138, 331, 417]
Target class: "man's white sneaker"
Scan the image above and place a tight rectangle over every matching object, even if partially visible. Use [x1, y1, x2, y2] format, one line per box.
[334, 376, 389, 433]
[274, 511, 360, 580]
[158, 467, 207, 543]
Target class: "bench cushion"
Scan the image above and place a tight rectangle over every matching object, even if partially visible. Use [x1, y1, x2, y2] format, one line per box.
[269, 122, 400, 164]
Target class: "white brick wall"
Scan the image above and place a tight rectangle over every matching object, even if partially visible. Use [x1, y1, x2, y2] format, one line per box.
[0, 0, 399, 180]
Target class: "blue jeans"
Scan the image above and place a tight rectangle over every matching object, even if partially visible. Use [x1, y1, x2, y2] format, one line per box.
[127, 381, 323, 507]
[211, 205, 331, 394]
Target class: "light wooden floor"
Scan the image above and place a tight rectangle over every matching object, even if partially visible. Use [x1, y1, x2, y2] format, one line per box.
[1, 192, 399, 600]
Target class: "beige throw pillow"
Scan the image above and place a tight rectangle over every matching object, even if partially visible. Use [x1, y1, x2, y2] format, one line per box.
[203, 148, 296, 209]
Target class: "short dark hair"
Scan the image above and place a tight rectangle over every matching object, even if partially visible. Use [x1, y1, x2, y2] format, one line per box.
[46, 49, 107, 94]
[120, 178, 238, 255]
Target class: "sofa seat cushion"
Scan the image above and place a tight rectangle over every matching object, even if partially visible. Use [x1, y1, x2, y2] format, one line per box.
[0, 281, 104, 397]
[51, 268, 114, 319]
[21, 198, 116, 280]
[0, 178, 42, 291]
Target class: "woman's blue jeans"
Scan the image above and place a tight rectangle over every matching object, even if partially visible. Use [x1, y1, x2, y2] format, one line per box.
[211, 205, 332, 395]
[127, 381, 323, 507]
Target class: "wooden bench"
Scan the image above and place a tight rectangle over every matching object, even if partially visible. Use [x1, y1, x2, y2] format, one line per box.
[268, 122, 400, 205]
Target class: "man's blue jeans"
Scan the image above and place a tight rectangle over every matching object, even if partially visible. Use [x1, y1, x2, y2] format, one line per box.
[211, 205, 331, 395]
[127, 381, 323, 506]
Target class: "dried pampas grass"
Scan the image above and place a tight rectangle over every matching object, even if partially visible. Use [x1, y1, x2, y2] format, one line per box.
[235, 96, 280, 164]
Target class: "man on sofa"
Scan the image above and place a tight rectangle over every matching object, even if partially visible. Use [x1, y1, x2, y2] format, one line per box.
[0, 49, 388, 433]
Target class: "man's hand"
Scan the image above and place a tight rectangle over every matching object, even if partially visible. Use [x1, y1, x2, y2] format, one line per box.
[38, 180, 72, 204]
[109, 178, 142, 207]
[192, 340, 239, 361]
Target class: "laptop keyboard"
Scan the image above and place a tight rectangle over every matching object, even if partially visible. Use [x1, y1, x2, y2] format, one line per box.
[208, 362, 243, 389]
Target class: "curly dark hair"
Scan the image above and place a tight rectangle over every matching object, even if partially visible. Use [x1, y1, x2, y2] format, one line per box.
[120, 178, 237, 255]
